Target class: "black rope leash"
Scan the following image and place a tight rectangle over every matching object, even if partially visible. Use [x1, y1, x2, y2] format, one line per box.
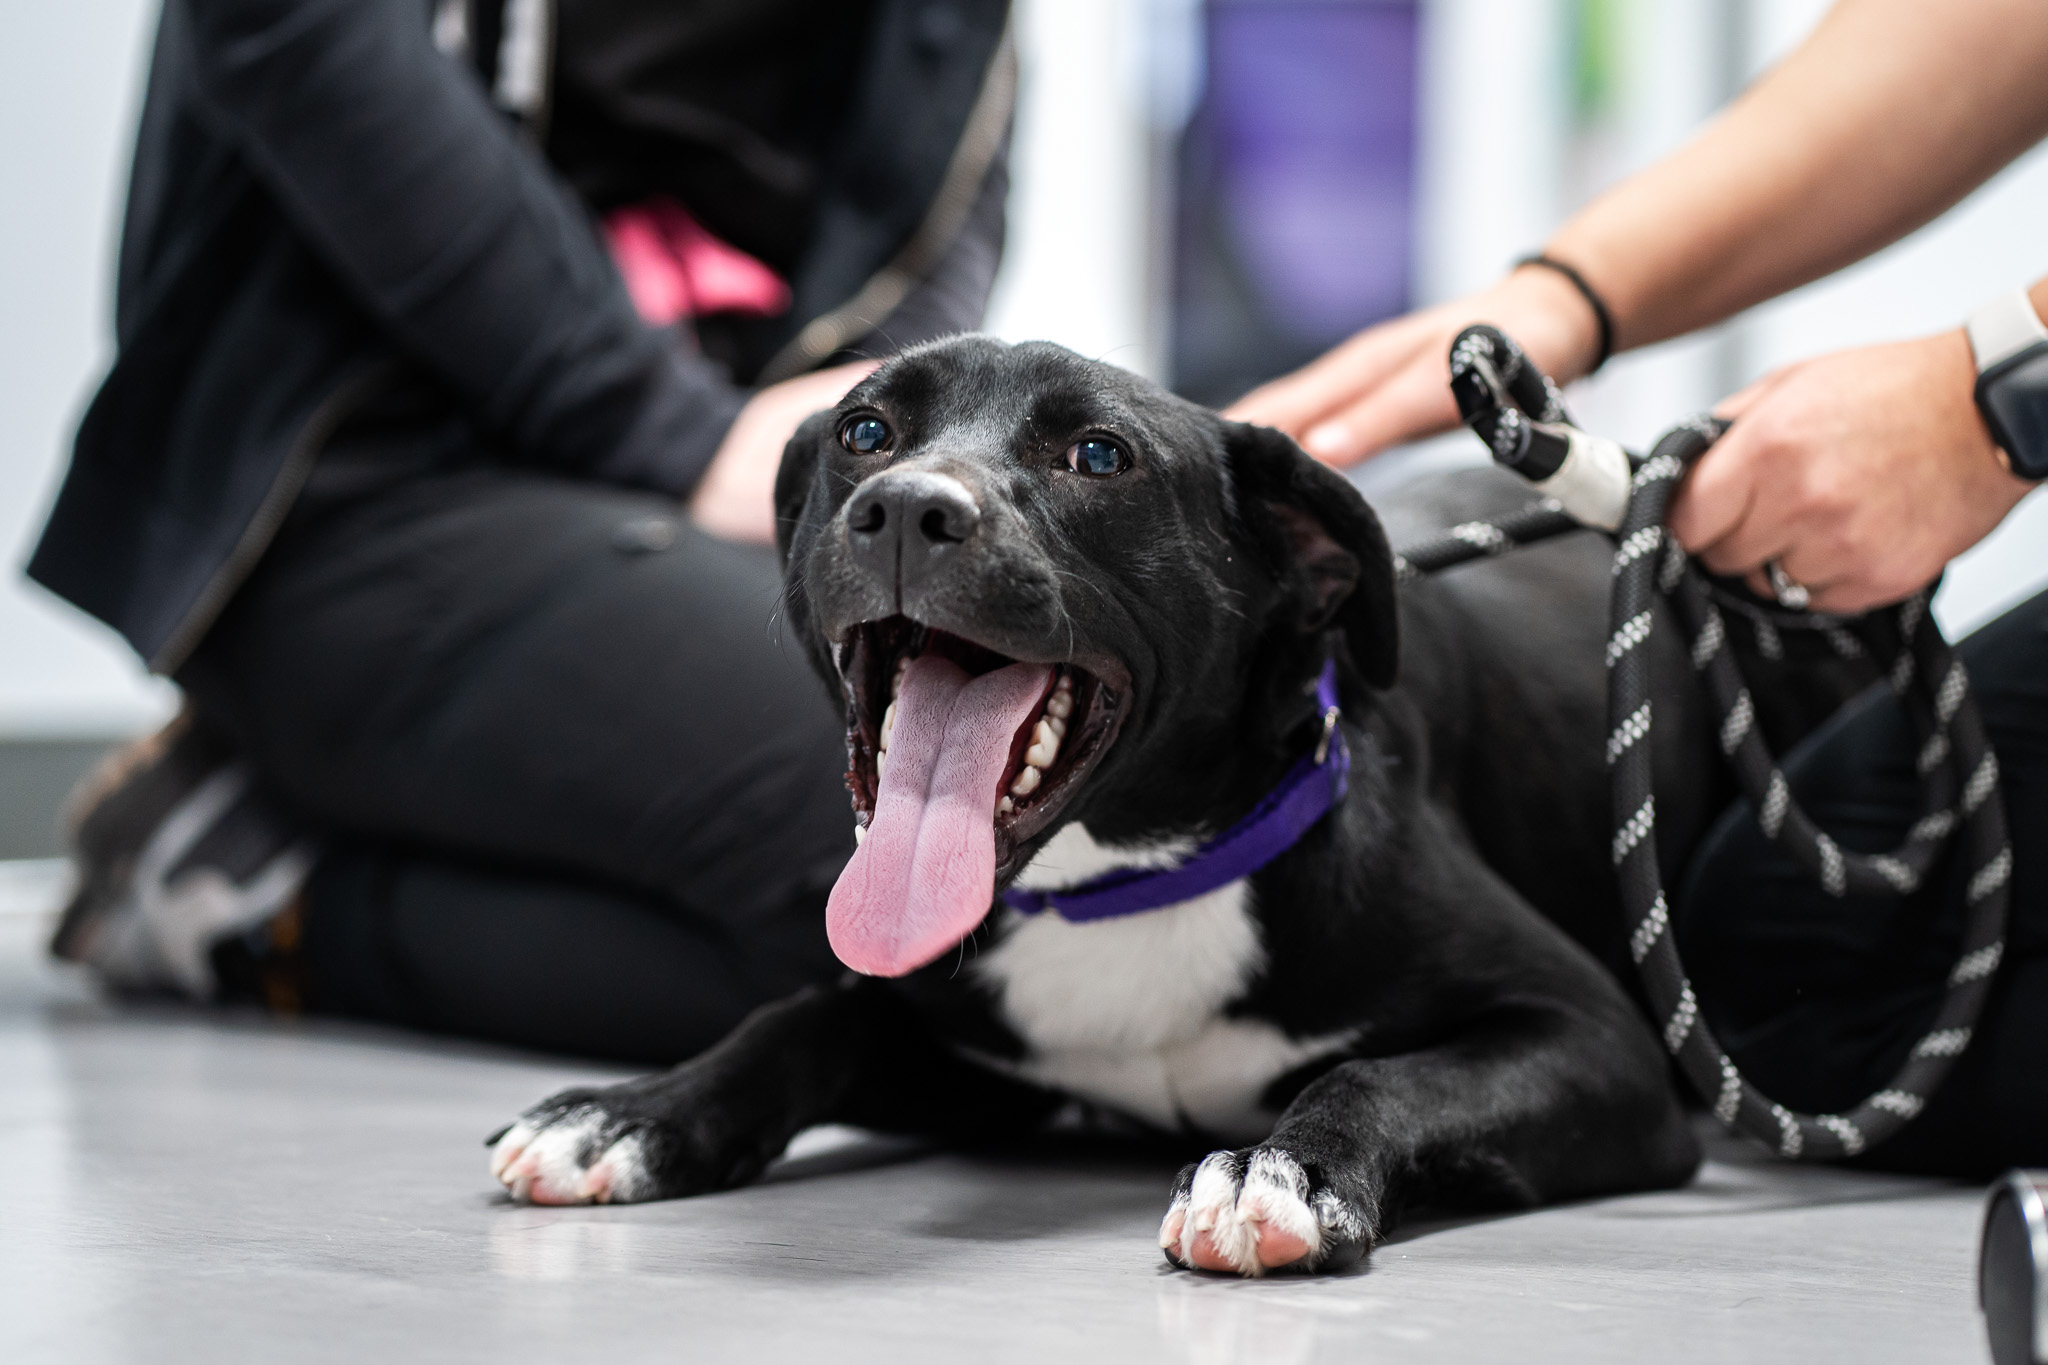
[1403, 324, 2015, 1161]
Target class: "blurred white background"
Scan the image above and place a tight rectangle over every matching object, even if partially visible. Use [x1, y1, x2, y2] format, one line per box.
[1, 1, 164, 737]
[7, 0, 2048, 741]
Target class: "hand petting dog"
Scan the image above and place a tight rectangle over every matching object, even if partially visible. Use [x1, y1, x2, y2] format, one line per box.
[689, 360, 878, 544]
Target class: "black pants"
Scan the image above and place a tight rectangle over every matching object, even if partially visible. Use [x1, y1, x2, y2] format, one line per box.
[182, 413, 851, 1064]
[1677, 589, 2048, 1176]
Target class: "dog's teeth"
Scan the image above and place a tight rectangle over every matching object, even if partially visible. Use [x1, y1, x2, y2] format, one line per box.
[996, 795, 1014, 815]
[853, 824, 866, 846]
[880, 700, 896, 752]
[877, 750, 888, 781]
[1045, 714, 1066, 740]
[1046, 688, 1072, 720]
[891, 657, 910, 699]
[1009, 765, 1041, 797]
[1025, 719, 1059, 769]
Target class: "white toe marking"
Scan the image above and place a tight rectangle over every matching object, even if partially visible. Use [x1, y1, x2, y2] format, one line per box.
[1183, 1153, 1259, 1274]
[497, 1108, 606, 1205]
[1160, 1193, 1191, 1254]
[493, 1109, 659, 1205]
[1311, 1186, 1363, 1249]
[1176, 1150, 1322, 1277]
[1238, 1150, 1321, 1264]
[584, 1130, 653, 1204]
[489, 1119, 539, 1182]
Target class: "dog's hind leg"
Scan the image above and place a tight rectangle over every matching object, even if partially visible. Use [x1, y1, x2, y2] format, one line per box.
[1161, 997, 1699, 1275]
[490, 977, 1056, 1204]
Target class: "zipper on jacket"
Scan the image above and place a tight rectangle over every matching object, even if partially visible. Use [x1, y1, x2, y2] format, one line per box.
[492, 0, 557, 140]
[756, 22, 1018, 386]
[455, 0, 1003, 383]
[435, 0, 556, 139]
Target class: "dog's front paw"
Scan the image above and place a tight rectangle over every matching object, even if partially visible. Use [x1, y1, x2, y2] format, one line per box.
[487, 1090, 669, 1206]
[489, 1071, 790, 1206]
[1159, 1147, 1370, 1276]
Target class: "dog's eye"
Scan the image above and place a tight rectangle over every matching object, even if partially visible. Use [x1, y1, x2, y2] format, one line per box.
[1064, 437, 1128, 477]
[840, 416, 891, 455]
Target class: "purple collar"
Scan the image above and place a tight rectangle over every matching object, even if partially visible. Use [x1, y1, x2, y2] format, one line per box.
[999, 661, 1351, 924]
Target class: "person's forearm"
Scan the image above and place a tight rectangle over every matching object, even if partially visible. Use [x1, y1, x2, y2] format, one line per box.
[1546, 0, 2048, 355]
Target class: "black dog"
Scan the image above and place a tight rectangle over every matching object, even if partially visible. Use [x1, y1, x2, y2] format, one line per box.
[488, 336, 1772, 1275]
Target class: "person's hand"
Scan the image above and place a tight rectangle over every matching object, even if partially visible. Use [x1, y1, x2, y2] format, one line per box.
[1668, 330, 2034, 614]
[689, 359, 879, 543]
[1224, 264, 1605, 465]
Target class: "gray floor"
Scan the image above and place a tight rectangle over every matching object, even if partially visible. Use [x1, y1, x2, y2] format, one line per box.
[0, 739, 115, 859]
[0, 873, 1993, 1365]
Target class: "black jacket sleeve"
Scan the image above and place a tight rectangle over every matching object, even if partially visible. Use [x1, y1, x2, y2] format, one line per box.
[178, 0, 744, 494]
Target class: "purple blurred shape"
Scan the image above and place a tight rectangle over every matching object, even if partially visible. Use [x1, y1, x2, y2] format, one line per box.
[1206, 0, 1417, 340]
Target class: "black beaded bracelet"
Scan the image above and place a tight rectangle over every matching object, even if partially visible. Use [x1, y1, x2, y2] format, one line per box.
[1516, 253, 1615, 374]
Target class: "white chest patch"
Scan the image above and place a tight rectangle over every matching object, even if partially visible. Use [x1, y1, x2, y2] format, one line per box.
[974, 823, 1354, 1143]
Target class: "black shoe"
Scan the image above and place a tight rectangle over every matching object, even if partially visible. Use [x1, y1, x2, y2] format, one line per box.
[50, 711, 316, 1000]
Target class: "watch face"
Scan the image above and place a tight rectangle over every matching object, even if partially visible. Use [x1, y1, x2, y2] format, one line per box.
[1978, 343, 2048, 480]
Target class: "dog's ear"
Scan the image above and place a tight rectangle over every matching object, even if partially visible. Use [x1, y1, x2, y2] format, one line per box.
[774, 408, 838, 567]
[1223, 419, 1399, 689]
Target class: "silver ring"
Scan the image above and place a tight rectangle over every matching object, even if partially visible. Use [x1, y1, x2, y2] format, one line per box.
[1766, 559, 1811, 611]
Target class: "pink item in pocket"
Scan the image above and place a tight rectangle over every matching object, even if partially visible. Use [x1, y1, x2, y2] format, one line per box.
[603, 199, 793, 326]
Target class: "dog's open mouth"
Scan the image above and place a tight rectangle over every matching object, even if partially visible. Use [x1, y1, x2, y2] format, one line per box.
[826, 616, 1126, 977]
[842, 618, 1122, 844]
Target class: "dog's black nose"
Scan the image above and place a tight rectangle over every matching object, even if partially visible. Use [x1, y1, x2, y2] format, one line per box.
[846, 470, 981, 596]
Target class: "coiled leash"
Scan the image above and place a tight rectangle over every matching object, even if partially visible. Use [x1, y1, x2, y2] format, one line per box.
[1398, 324, 2015, 1161]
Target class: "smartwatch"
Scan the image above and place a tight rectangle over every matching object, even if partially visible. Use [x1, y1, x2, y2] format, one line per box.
[1966, 290, 2048, 481]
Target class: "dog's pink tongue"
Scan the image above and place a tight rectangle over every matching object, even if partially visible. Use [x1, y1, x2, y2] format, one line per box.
[828, 655, 1051, 976]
